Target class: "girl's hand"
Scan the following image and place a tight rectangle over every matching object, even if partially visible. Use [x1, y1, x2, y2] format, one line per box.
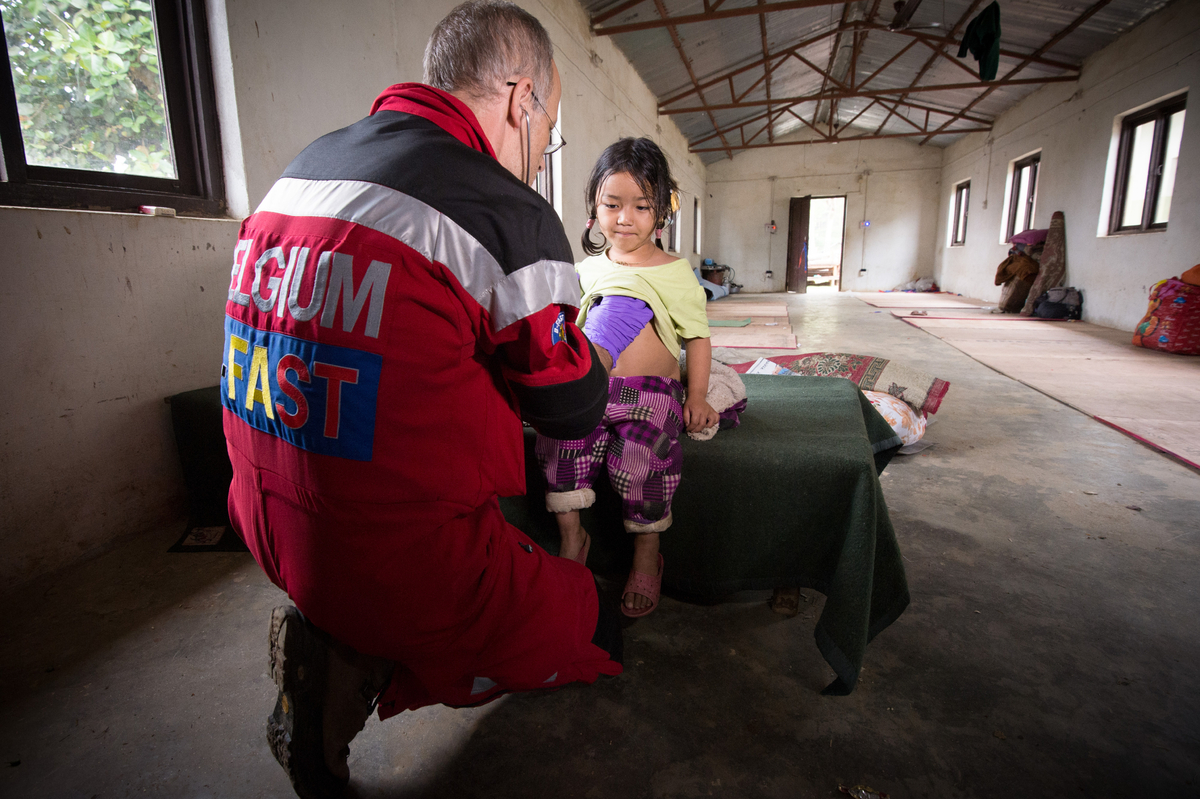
[683, 396, 720, 433]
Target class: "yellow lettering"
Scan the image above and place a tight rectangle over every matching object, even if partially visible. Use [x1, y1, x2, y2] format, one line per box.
[227, 335, 248, 400]
[244, 345, 275, 419]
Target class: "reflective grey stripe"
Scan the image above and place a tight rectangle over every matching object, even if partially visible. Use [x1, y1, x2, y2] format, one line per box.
[484, 258, 581, 330]
[470, 676, 497, 696]
[256, 178, 579, 329]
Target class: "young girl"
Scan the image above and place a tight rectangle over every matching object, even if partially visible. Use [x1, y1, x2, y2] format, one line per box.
[535, 137, 718, 617]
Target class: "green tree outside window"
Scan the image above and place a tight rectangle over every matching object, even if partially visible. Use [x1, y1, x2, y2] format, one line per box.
[2, 0, 175, 178]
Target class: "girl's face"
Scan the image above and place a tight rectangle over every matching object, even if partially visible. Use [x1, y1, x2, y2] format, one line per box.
[595, 171, 658, 252]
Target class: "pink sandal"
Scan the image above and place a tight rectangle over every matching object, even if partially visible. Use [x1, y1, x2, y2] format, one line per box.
[621, 553, 663, 618]
[561, 532, 590, 566]
[572, 532, 591, 566]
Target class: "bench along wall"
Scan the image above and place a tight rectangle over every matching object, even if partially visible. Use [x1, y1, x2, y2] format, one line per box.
[934, 0, 1200, 331]
[0, 0, 703, 588]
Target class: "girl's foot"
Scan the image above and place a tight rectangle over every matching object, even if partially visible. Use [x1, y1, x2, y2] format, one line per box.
[624, 533, 661, 613]
[558, 526, 589, 563]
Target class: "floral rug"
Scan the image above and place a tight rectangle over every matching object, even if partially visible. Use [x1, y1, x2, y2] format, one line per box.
[728, 352, 950, 415]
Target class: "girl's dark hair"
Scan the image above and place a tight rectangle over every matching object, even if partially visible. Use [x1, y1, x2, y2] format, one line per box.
[581, 137, 679, 255]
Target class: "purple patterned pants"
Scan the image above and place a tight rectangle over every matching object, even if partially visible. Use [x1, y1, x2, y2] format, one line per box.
[535, 375, 684, 533]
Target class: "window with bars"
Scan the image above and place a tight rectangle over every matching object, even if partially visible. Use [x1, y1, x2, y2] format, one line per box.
[1109, 94, 1186, 234]
[951, 180, 969, 246]
[1005, 153, 1039, 242]
[0, 0, 223, 214]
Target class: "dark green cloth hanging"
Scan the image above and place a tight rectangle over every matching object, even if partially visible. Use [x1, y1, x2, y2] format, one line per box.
[500, 375, 909, 696]
[958, 1, 1002, 81]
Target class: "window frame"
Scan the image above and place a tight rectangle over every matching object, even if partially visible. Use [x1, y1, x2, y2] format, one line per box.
[951, 180, 969, 246]
[534, 152, 554, 208]
[692, 195, 701, 254]
[1005, 153, 1039, 242]
[663, 204, 681, 253]
[1108, 94, 1186, 235]
[0, 0, 225, 215]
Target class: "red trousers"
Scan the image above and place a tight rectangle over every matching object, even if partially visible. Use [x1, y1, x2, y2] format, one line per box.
[227, 444, 622, 717]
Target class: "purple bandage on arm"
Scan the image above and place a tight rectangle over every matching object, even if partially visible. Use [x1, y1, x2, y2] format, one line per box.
[582, 295, 653, 365]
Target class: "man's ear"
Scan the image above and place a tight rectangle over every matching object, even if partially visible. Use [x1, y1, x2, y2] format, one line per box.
[506, 77, 533, 129]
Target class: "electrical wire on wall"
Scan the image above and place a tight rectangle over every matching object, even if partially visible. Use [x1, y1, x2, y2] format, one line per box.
[983, 136, 994, 209]
[858, 169, 869, 285]
[768, 175, 776, 289]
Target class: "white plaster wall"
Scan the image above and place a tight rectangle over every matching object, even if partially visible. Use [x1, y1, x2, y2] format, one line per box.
[211, 0, 706, 264]
[530, 0, 706, 266]
[934, 0, 1200, 331]
[1, 0, 704, 586]
[705, 134, 943, 293]
[0, 210, 239, 584]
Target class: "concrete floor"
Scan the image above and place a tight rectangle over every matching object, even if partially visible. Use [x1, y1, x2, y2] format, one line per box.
[3, 290, 1199, 798]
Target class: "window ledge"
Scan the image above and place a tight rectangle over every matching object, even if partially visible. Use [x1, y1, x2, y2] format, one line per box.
[1100, 227, 1168, 238]
[0, 203, 240, 222]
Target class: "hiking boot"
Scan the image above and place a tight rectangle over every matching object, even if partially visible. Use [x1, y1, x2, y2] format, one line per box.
[267, 605, 344, 799]
[322, 638, 394, 783]
[267, 606, 393, 799]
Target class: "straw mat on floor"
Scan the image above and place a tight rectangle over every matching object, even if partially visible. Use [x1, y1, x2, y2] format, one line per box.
[903, 315, 1200, 470]
[855, 292, 987, 309]
[889, 310, 1070, 321]
[706, 299, 797, 349]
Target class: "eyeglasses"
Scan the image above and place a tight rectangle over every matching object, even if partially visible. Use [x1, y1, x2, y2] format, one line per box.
[506, 81, 565, 155]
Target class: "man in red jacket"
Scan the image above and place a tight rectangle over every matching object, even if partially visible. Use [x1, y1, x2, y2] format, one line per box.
[222, 3, 620, 796]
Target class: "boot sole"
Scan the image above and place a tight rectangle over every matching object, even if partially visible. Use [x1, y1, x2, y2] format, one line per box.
[267, 606, 346, 799]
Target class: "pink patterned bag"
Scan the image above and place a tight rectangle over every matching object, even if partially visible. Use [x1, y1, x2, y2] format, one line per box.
[1133, 278, 1200, 355]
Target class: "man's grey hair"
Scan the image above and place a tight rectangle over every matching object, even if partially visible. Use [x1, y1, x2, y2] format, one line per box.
[424, 1, 554, 105]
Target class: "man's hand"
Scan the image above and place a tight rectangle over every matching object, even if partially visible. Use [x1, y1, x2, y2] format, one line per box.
[683, 395, 720, 433]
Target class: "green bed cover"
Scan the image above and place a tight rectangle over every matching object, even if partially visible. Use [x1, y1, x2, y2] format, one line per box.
[499, 375, 909, 695]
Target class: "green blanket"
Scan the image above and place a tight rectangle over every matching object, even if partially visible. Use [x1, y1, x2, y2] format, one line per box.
[500, 375, 908, 695]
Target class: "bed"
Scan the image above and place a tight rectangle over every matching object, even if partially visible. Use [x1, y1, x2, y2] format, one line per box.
[500, 375, 909, 695]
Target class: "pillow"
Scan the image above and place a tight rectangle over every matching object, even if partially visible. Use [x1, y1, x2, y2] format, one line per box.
[863, 391, 926, 446]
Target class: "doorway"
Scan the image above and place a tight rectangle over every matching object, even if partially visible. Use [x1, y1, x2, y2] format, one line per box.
[807, 196, 846, 289]
[785, 196, 810, 293]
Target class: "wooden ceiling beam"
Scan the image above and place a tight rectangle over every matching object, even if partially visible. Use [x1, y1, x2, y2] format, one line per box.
[757, 0, 774, 143]
[652, 0, 733, 159]
[928, 36, 986, 81]
[813, 5, 845, 134]
[594, 0, 843, 36]
[657, 28, 837, 109]
[591, 0, 648, 27]
[690, 127, 994, 153]
[794, 51, 852, 92]
[872, 0, 984, 136]
[660, 75, 1078, 114]
[855, 38, 917, 91]
[786, 106, 833, 140]
[918, 0, 1112, 144]
[839, 98, 878, 131]
[687, 91, 988, 148]
[873, 97, 925, 132]
[851, 22, 1082, 72]
[735, 71, 768, 103]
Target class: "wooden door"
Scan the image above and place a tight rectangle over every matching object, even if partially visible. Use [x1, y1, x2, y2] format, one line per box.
[785, 195, 811, 293]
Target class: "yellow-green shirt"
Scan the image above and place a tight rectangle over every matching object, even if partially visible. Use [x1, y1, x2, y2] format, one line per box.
[576, 253, 710, 355]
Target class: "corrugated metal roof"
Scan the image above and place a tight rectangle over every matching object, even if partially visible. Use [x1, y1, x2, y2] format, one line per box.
[580, 0, 1171, 162]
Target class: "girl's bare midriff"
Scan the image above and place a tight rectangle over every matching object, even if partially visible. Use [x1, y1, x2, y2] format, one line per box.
[610, 319, 680, 380]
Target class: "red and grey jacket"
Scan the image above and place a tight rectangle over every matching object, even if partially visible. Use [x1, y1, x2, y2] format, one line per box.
[221, 84, 606, 523]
